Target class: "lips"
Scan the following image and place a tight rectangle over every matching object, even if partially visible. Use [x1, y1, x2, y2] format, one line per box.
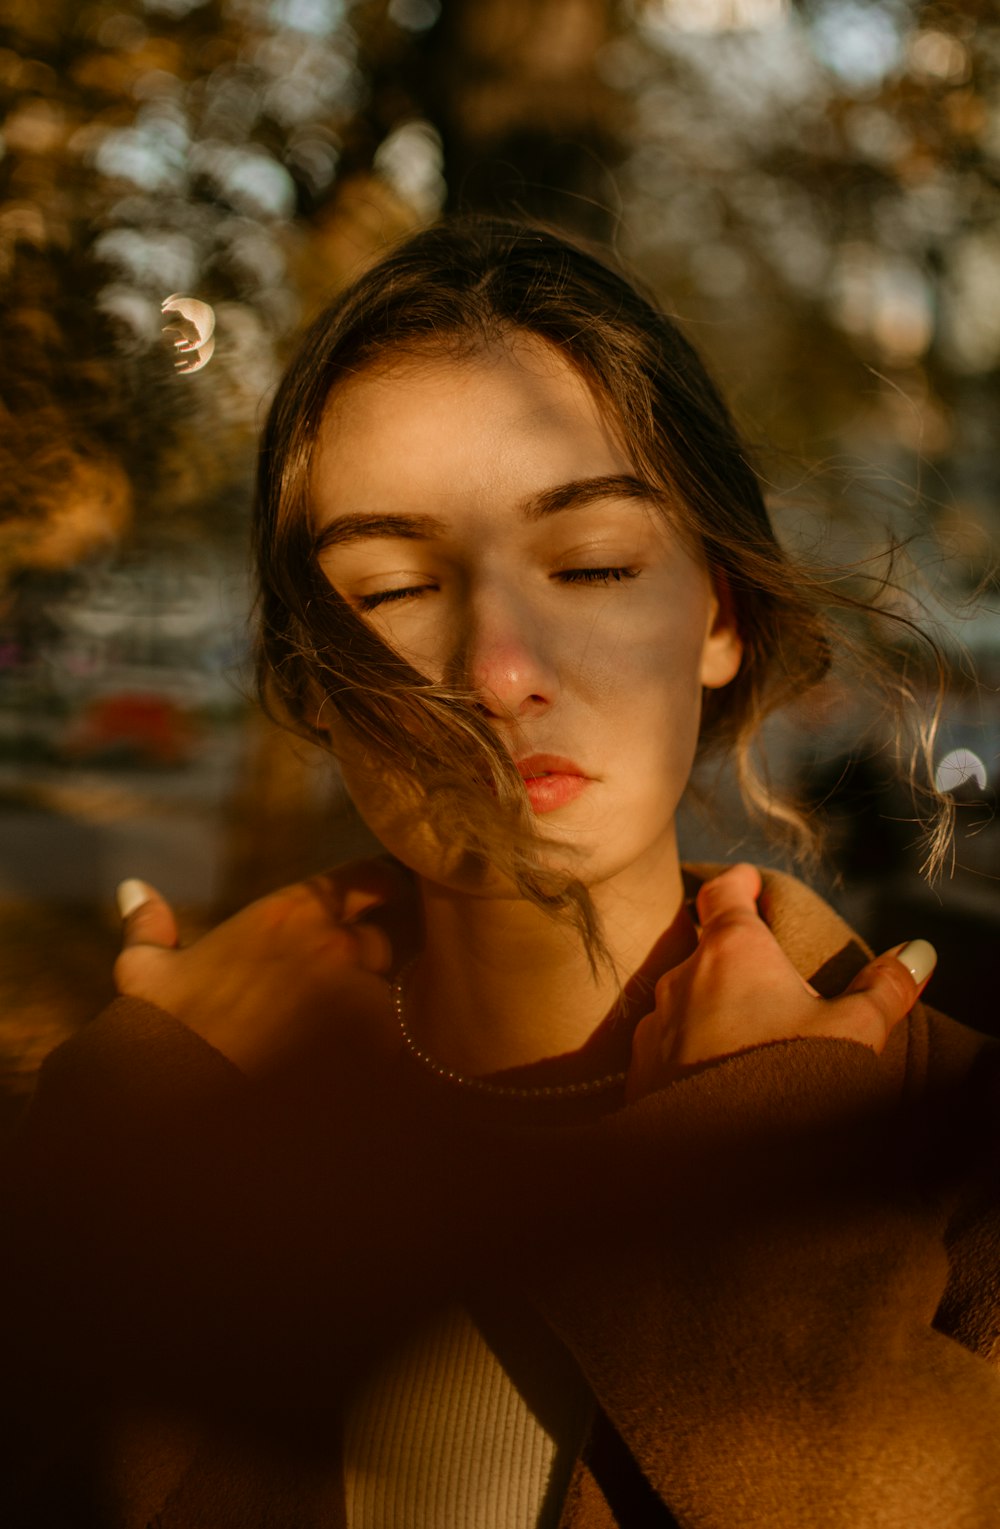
[514, 754, 591, 815]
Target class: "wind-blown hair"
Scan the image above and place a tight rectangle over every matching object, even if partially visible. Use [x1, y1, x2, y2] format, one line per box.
[253, 216, 941, 946]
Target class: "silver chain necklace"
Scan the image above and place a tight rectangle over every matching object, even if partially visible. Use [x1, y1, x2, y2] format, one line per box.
[392, 961, 629, 1100]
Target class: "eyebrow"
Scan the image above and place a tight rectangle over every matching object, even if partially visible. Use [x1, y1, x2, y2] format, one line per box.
[525, 472, 657, 521]
[311, 473, 658, 556]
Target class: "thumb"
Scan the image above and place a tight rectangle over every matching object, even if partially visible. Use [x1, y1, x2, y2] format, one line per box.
[116, 878, 179, 950]
[695, 862, 764, 933]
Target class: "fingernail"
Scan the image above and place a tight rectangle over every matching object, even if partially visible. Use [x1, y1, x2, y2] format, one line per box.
[116, 879, 152, 919]
[896, 939, 937, 987]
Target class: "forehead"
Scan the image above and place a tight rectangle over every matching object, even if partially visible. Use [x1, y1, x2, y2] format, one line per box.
[309, 336, 634, 523]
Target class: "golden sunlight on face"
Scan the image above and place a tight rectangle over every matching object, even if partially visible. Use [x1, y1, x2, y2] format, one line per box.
[310, 336, 742, 895]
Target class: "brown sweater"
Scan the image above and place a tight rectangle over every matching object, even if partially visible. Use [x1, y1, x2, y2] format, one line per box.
[4, 865, 1000, 1527]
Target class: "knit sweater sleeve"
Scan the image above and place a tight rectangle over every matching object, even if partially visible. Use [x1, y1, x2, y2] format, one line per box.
[527, 1030, 1000, 1528]
[19, 993, 247, 1127]
[0, 996, 364, 1526]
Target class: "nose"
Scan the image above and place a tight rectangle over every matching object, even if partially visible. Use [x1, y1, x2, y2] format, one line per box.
[454, 584, 558, 721]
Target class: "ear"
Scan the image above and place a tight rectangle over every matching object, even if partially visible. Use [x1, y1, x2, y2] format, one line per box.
[699, 572, 743, 690]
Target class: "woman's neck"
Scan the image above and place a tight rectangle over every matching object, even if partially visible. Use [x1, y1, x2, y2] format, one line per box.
[405, 846, 697, 1085]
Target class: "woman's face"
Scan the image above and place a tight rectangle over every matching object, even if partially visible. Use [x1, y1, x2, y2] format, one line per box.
[310, 335, 742, 894]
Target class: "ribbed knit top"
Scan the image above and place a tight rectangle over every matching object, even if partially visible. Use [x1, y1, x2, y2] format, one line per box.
[342, 1301, 595, 1528]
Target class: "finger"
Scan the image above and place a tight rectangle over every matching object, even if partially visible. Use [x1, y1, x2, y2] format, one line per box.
[838, 939, 937, 1044]
[348, 920, 394, 975]
[307, 857, 411, 923]
[116, 878, 179, 950]
[695, 862, 763, 932]
[625, 1007, 659, 1106]
[847, 939, 937, 1001]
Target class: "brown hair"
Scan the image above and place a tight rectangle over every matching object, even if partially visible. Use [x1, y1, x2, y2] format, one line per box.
[253, 216, 944, 945]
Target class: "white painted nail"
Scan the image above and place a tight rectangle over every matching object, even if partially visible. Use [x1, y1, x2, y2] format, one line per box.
[116, 879, 153, 920]
[896, 939, 937, 987]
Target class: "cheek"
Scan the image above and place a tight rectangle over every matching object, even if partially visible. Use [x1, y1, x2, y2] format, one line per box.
[336, 749, 515, 894]
[339, 761, 443, 877]
[598, 609, 711, 804]
[603, 613, 711, 725]
[336, 753, 424, 859]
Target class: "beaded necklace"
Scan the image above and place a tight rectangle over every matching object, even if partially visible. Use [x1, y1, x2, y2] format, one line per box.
[392, 961, 628, 1100]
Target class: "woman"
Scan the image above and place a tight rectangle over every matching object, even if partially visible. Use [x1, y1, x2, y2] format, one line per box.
[5, 217, 1000, 1527]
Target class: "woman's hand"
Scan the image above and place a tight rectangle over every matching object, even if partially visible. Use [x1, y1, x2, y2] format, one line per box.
[113, 861, 410, 1074]
[626, 863, 936, 1104]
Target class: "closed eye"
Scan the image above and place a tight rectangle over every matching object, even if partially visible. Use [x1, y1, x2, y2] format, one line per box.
[555, 567, 639, 587]
[355, 584, 436, 612]
[355, 566, 639, 612]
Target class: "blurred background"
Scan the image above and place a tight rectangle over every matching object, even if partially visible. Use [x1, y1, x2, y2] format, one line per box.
[0, 0, 998, 1118]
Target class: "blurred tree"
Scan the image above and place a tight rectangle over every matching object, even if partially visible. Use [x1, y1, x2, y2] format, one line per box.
[356, 0, 626, 238]
[613, 0, 1000, 599]
[0, 0, 369, 565]
[3, 0, 997, 576]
